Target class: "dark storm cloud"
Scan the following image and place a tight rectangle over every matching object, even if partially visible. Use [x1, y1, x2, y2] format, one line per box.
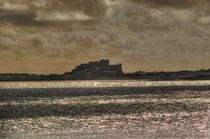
[0, 12, 43, 26]
[0, 0, 105, 26]
[131, 0, 207, 9]
[0, 11, 96, 27]
[0, 0, 208, 26]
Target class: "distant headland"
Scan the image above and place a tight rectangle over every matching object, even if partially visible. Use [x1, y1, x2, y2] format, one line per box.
[1, 59, 210, 81]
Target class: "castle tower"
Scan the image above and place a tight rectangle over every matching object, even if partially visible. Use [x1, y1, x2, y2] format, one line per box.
[100, 59, 109, 68]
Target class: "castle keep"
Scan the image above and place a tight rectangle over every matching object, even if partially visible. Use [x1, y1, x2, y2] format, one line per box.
[72, 59, 123, 78]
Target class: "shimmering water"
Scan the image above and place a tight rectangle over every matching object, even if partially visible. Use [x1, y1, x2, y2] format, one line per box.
[0, 80, 210, 139]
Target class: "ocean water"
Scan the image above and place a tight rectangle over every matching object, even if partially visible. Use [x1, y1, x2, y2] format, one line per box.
[0, 80, 209, 139]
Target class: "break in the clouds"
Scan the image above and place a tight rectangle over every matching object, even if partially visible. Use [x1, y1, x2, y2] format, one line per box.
[0, 0, 210, 73]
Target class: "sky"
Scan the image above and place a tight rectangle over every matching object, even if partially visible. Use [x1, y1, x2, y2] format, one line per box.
[0, 0, 210, 73]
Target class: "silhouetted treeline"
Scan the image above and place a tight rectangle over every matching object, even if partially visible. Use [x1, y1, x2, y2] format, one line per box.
[1, 69, 210, 81]
[124, 69, 210, 80]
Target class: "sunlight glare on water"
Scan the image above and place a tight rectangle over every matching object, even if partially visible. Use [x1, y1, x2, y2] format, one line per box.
[1, 80, 210, 89]
[0, 80, 209, 139]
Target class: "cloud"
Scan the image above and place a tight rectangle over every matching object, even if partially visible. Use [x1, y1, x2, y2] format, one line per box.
[35, 11, 92, 21]
[0, 12, 41, 26]
[0, 2, 29, 11]
[131, 0, 205, 9]
[0, 0, 210, 73]
[32, 0, 106, 21]
[0, 0, 105, 26]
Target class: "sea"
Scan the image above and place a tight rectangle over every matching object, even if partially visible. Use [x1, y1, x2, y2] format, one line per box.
[0, 80, 209, 139]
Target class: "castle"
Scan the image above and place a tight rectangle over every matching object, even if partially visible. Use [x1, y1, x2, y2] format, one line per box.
[71, 59, 123, 78]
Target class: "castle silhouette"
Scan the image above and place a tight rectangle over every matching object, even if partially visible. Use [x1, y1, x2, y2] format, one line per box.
[70, 59, 123, 78]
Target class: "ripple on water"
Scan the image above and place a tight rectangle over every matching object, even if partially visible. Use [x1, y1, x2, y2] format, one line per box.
[0, 80, 209, 138]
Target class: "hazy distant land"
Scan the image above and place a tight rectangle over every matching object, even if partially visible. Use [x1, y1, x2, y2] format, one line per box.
[1, 59, 210, 81]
